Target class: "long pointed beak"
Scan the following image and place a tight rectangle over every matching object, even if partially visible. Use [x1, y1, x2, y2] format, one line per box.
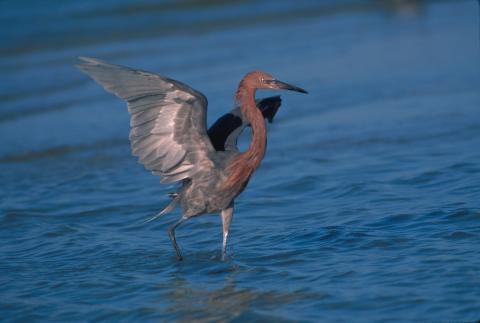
[267, 80, 308, 94]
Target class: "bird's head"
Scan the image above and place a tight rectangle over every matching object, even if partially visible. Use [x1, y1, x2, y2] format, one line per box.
[242, 71, 308, 94]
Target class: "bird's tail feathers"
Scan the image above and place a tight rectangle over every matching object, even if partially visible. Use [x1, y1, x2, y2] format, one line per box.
[140, 195, 179, 224]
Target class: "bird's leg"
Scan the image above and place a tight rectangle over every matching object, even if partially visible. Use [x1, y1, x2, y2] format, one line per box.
[168, 215, 189, 261]
[220, 205, 234, 260]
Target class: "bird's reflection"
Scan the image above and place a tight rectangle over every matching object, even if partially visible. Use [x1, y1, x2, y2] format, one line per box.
[155, 259, 306, 322]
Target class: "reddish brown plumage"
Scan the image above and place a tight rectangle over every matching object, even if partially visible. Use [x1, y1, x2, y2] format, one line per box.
[224, 73, 268, 192]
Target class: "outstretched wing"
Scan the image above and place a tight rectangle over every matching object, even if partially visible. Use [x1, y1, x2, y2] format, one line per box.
[77, 57, 215, 183]
[208, 96, 282, 151]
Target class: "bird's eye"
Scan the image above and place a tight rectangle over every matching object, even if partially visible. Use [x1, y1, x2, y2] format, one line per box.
[260, 77, 265, 83]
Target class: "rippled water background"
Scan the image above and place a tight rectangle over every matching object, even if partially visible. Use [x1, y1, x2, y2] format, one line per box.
[1, 0, 480, 321]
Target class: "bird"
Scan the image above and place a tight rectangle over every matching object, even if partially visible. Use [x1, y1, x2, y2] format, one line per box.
[76, 57, 307, 260]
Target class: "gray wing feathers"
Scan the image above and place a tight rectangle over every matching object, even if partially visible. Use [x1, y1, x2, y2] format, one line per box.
[77, 57, 215, 183]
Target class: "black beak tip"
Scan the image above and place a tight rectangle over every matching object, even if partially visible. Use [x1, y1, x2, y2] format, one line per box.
[289, 85, 308, 94]
[281, 81, 308, 94]
[298, 88, 308, 94]
[268, 79, 308, 94]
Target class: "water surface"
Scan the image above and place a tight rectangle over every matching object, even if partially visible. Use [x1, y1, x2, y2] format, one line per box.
[1, 0, 480, 321]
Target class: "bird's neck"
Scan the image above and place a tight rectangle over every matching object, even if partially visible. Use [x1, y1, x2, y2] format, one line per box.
[237, 87, 267, 168]
[225, 86, 267, 190]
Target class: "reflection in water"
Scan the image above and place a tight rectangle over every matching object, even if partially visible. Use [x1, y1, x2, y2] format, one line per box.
[162, 263, 311, 322]
[164, 277, 259, 321]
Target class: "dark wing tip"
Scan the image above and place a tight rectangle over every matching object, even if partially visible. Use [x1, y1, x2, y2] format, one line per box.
[257, 96, 282, 123]
[207, 113, 243, 151]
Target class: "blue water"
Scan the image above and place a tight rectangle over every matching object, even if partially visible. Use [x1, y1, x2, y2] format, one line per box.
[1, 0, 480, 321]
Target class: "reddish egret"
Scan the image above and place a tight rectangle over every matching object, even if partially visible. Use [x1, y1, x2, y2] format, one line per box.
[77, 57, 307, 260]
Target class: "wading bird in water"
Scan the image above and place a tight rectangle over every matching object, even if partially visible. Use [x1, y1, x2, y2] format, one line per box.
[77, 57, 307, 260]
